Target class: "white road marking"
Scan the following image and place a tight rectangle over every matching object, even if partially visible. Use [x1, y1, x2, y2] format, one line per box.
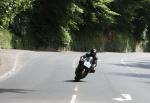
[130, 69, 138, 73]
[98, 59, 102, 62]
[74, 85, 79, 92]
[127, 67, 130, 69]
[121, 58, 140, 74]
[71, 94, 77, 103]
[113, 94, 132, 102]
[0, 53, 21, 80]
[121, 58, 126, 65]
[71, 85, 79, 103]
[130, 69, 135, 72]
[71, 58, 80, 103]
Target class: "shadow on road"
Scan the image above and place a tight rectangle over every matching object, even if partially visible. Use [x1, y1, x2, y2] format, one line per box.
[111, 72, 150, 79]
[114, 60, 150, 69]
[0, 88, 35, 94]
[64, 80, 87, 83]
[144, 81, 150, 84]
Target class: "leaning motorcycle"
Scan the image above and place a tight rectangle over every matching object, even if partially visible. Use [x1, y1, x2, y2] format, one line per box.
[74, 56, 93, 82]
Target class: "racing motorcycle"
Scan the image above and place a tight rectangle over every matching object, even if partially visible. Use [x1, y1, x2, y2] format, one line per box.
[74, 56, 94, 82]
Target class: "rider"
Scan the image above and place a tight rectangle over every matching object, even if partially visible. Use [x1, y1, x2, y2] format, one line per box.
[80, 49, 98, 73]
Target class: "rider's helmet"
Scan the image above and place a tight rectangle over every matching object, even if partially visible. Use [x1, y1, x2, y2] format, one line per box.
[90, 49, 97, 56]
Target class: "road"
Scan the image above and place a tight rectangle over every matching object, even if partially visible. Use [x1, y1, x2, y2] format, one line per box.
[0, 52, 150, 103]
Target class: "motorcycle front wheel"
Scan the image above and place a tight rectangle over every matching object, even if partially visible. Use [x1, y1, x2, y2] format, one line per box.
[74, 76, 80, 82]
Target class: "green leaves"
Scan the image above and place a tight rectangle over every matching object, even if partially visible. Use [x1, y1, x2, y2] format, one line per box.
[70, 3, 84, 14]
[59, 26, 72, 46]
[0, 0, 150, 51]
[0, 0, 34, 28]
[66, 2, 84, 30]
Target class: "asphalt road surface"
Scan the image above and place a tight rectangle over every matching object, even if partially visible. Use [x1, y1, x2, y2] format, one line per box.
[0, 52, 150, 103]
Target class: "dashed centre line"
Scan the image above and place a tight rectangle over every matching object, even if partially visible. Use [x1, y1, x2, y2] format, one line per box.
[71, 94, 77, 103]
[121, 58, 126, 65]
[74, 85, 79, 92]
[71, 85, 79, 103]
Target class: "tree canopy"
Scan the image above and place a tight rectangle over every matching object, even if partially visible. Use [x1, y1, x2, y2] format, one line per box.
[0, 0, 150, 51]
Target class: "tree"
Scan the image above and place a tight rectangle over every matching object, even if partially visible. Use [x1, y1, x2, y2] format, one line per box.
[0, 0, 34, 28]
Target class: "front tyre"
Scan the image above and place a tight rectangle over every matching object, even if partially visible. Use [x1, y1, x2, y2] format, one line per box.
[81, 70, 89, 79]
[74, 76, 80, 82]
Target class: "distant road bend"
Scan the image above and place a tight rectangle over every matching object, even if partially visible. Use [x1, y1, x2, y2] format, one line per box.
[0, 52, 150, 103]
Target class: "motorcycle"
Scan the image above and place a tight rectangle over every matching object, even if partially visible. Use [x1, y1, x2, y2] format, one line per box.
[74, 56, 94, 82]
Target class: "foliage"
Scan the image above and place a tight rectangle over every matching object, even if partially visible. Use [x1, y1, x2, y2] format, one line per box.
[0, 0, 150, 52]
[0, 29, 12, 48]
[0, 0, 34, 28]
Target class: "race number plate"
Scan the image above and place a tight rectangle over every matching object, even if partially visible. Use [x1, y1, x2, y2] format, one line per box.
[84, 62, 91, 68]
